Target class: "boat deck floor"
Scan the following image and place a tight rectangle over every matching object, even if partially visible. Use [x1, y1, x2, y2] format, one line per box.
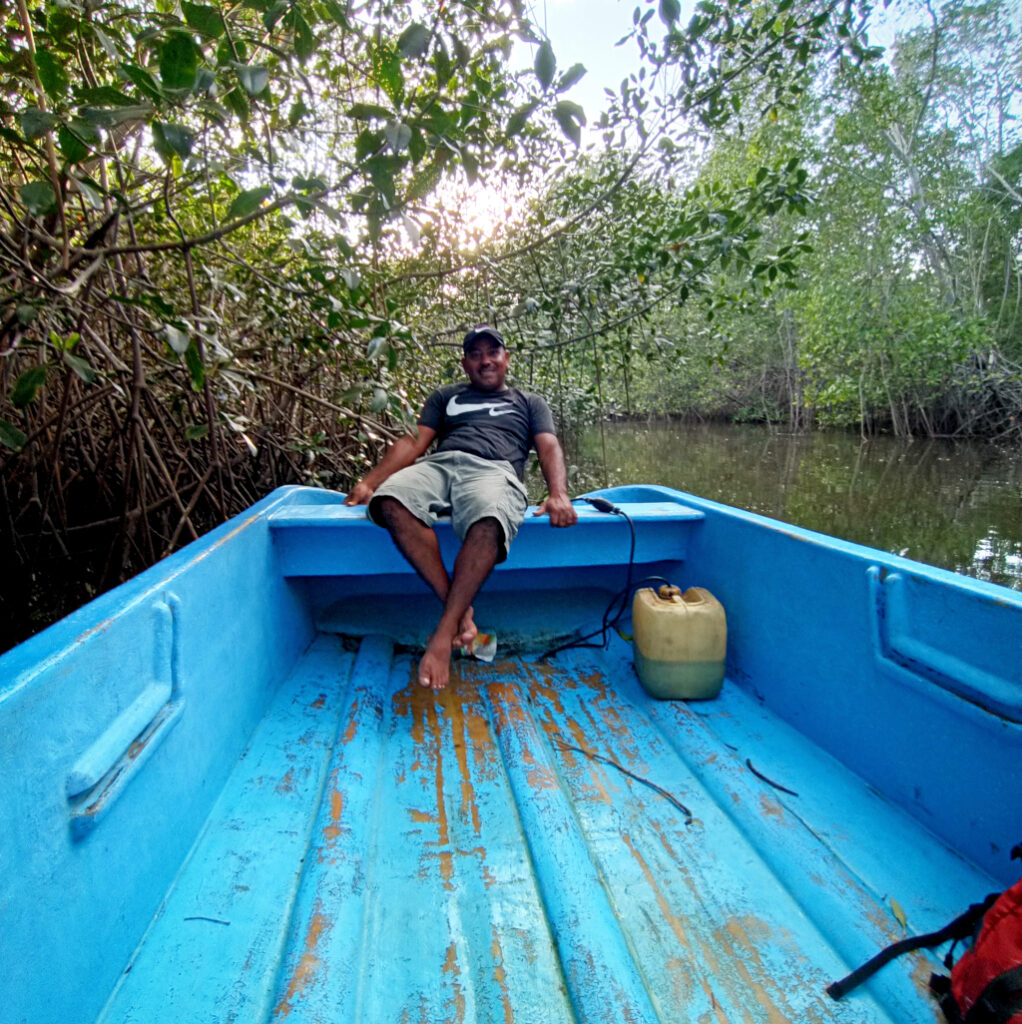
[97, 620, 994, 1024]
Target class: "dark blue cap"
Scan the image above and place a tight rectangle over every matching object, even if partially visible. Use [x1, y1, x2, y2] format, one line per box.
[462, 325, 505, 351]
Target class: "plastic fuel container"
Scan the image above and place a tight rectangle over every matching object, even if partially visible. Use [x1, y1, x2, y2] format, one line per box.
[632, 585, 727, 699]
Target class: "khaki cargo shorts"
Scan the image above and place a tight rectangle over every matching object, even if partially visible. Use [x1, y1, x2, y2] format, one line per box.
[368, 451, 529, 563]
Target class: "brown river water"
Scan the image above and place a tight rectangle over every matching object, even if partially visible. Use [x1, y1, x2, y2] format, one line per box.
[533, 421, 1022, 591]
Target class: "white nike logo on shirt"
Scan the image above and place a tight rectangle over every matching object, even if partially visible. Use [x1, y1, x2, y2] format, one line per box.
[446, 394, 515, 417]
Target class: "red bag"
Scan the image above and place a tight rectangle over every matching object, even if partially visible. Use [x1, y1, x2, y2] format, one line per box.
[941, 878, 1022, 1024]
[829, 864, 1022, 1024]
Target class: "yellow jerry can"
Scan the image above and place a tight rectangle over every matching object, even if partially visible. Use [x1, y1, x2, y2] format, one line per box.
[632, 585, 727, 700]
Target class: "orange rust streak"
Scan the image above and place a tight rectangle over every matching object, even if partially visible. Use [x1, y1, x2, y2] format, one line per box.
[322, 786, 344, 845]
[758, 792, 787, 824]
[442, 673, 486, 837]
[340, 695, 361, 745]
[620, 831, 730, 1024]
[721, 916, 799, 1024]
[441, 941, 467, 1024]
[273, 901, 333, 1019]
[275, 767, 295, 794]
[490, 931, 515, 1024]
[641, 820, 818, 1023]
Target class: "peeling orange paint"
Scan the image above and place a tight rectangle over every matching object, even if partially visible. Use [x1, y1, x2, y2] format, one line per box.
[273, 901, 333, 1018]
[490, 931, 515, 1024]
[758, 792, 788, 823]
[441, 941, 467, 1023]
[275, 767, 295, 794]
[322, 787, 344, 844]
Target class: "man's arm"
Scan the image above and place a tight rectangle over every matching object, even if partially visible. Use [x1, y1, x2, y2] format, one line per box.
[533, 431, 578, 527]
[344, 425, 437, 505]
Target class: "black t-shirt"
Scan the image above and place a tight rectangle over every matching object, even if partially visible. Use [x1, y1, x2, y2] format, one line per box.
[419, 383, 556, 479]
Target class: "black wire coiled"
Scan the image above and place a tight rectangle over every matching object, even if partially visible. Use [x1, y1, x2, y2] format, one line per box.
[541, 496, 676, 659]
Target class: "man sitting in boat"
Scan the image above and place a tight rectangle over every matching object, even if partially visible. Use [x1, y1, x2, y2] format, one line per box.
[344, 325, 578, 691]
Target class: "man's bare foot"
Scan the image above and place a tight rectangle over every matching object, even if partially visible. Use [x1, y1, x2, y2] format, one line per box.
[418, 634, 453, 691]
[453, 606, 477, 650]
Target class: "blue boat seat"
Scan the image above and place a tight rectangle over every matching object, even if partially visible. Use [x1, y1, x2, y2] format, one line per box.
[268, 499, 705, 577]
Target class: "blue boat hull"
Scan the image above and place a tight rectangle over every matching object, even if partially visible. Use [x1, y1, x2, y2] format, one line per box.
[1, 485, 1019, 1023]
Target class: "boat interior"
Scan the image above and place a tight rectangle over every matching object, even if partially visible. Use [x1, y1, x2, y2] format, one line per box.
[4, 485, 1018, 1024]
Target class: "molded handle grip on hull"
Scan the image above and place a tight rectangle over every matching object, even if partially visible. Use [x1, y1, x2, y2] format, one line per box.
[67, 594, 185, 839]
[869, 567, 1022, 723]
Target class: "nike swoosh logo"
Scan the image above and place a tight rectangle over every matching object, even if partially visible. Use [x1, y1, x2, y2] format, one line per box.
[446, 394, 515, 417]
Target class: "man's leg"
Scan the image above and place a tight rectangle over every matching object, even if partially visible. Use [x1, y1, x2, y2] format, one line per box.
[376, 497, 478, 653]
[417, 517, 502, 691]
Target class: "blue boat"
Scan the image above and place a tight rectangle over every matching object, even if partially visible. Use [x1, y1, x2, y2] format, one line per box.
[2, 484, 1019, 1024]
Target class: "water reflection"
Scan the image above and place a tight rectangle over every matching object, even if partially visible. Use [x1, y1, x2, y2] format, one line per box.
[534, 421, 1022, 590]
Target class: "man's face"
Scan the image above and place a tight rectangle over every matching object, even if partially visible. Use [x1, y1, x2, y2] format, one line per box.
[462, 339, 510, 392]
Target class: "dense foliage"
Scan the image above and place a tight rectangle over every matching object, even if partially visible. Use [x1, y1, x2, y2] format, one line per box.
[1, 0, 1018, 647]
[0, 0, 579, 644]
[453, 0, 1022, 438]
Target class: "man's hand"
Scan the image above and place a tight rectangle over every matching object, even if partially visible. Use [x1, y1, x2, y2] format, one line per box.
[535, 493, 578, 527]
[344, 480, 375, 506]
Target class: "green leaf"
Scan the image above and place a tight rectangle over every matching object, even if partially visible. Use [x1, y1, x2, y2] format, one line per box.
[659, 0, 681, 25]
[398, 22, 431, 59]
[20, 108, 57, 140]
[534, 40, 556, 90]
[554, 100, 585, 146]
[182, 2, 225, 37]
[224, 86, 250, 121]
[93, 25, 119, 59]
[19, 181, 57, 217]
[557, 63, 587, 93]
[62, 352, 97, 383]
[12, 366, 47, 408]
[321, 0, 349, 27]
[293, 11, 315, 63]
[162, 324, 191, 355]
[36, 51, 69, 100]
[367, 336, 390, 360]
[370, 387, 388, 412]
[184, 423, 209, 441]
[118, 62, 163, 101]
[0, 419, 27, 452]
[373, 44, 403, 103]
[81, 105, 153, 129]
[58, 124, 91, 163]
[348, 102, 392, 121]
[78, 85, 135, 106]
[160, 32, 200, 91]
[507, 102, 536, 137]
[185, 341, 205, 392]
[227, 186, 271, 220]
[385, 120, 412, 154]
[152, 121, 194, 162]
[234, 63, 269, 96]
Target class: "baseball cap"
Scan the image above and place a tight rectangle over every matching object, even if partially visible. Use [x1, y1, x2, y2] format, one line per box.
[462, 325, 505, 351]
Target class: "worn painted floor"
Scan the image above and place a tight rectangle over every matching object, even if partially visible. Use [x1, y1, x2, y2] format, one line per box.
[97, 631, 994, 1024]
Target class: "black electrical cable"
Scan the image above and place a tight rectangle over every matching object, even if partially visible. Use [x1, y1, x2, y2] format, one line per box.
[541, 496, 678, 659]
